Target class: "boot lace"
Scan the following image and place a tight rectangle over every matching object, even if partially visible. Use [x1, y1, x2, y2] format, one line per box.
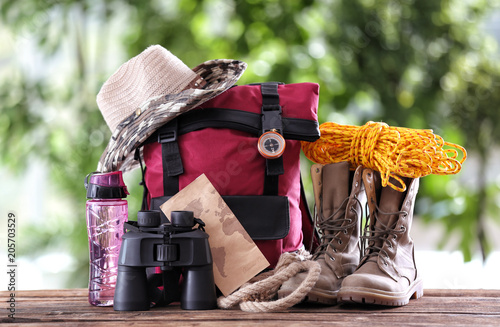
[312, 196, 362, 261]
[360, 204, 408, 266]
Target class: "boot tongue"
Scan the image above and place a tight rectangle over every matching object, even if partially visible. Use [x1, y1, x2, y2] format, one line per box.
[321, 162, 350, 220]
[377, 176, 411, 229]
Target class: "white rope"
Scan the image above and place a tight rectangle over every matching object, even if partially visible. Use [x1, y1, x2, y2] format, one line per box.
[217, 250, 321, 312]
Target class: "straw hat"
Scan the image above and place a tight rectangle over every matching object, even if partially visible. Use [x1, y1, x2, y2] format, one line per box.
[96, 45, 247, 172]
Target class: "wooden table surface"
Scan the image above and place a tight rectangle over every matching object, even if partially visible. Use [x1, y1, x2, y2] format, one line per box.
[2, 288, 500, 326]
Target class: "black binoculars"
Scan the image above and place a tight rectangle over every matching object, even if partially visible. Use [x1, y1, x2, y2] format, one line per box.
[113, 210, 217, 311]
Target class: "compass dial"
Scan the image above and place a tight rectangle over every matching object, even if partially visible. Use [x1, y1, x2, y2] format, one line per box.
[258, 131, 286, 159]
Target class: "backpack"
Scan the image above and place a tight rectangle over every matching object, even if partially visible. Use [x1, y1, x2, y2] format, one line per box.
[139, 82, 320, 267]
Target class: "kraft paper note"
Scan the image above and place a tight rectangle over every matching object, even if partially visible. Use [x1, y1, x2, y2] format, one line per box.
[160, 174, 269, 296]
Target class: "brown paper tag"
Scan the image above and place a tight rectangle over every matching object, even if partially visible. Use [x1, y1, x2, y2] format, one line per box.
[160, 174, 270, 296]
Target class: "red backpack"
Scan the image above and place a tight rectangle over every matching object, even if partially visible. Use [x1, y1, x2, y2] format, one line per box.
[140, 82, 320, 267]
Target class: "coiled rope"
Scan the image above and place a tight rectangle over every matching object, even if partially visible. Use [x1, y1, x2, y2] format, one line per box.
[301, 121, 467, 192]
[217, 250, 321, 312]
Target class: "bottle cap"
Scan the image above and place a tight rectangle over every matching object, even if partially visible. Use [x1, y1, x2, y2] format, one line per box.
[85, 171, 129, 199]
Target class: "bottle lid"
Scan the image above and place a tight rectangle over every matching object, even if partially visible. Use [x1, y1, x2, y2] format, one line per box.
[85, 171, 129, 199]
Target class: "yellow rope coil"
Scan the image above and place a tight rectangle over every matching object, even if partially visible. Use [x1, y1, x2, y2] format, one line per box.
[301, 121, 467, 192]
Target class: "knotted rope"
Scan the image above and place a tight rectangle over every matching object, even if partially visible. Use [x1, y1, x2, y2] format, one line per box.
[217, 250, 321, 312]
[301, 121, 467, 192]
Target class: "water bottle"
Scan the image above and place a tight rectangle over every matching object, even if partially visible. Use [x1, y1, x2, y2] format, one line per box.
[85, 171, 129, 306]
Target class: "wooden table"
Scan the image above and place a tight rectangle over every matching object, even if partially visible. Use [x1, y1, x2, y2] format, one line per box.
[2, 289, 499, 326]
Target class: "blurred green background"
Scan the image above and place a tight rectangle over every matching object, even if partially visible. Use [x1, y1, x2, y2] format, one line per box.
[1, 0, 499, 289]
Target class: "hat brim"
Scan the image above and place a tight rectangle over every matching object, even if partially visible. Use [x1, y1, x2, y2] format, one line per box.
[97, 59, 247, 173]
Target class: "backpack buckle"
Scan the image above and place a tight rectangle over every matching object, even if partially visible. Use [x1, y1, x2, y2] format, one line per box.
[158, 119, 178, 143]
[158, 130, 177, 143]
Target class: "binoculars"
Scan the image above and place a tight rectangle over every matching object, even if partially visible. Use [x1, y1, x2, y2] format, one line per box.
[113, 210, 217, 311]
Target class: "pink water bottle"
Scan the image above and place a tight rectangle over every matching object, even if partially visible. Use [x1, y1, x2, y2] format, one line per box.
[85, 171, 129, 306]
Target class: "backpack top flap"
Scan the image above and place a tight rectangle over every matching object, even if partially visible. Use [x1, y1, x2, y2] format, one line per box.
[148, 82, 320, 142]
[197, 82, 320, 136]
[200, 82, 319, 118]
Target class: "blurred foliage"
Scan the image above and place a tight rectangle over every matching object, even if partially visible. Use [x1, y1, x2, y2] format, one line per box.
[1, 0, 500, 287]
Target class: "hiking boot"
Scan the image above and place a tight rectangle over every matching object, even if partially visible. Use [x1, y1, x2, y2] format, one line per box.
[278, 162, 365, 305]
[337, 169, 424, 306]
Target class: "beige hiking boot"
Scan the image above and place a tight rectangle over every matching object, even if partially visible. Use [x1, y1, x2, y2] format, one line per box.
[278, 162, 365, 305]
[337, 169, 424, 306]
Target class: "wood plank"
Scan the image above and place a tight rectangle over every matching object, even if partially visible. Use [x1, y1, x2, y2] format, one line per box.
[423, 289, 500, 297]
[2, 289, 499, 326]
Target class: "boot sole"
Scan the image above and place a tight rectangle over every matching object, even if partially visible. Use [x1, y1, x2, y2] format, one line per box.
[304, 288, 339, 305]
[337, 278, 424, 307]
[278, 287, 338, 305]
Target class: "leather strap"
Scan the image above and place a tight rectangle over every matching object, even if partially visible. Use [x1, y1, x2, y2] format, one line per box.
[146, 108, 320, 143]
[261, 83, 283, 133]
[135, 148, 149, 210]
[261, 83, 284, 195]
[158, 119, 182, 195]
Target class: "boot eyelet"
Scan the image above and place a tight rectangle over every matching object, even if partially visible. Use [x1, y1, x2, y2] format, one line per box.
[330, 256, 335, 262]
[355, 182, 359, 187]
[338, 240, 343, 245]
[343, 229, 348, 234]
[401, 226, 407, 232]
